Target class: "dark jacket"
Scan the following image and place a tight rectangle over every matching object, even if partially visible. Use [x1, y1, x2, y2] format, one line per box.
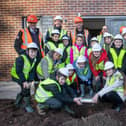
[12, 53, 36, 84]
[42, 82, 77, 104]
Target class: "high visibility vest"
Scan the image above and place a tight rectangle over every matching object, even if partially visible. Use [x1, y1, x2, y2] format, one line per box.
[110, 48, 126, 69]
[80, 66, 89, 76]
[95, 61, 105, 71]
[37, 55, 61, 77]
[45, 41, 64, 51]
[66, 73, 77, 86]
[35, 78, 61, 103]
[21, 28, 44, 57]
[72, 29, 89, 46]
[48, 28, 67, 40]
[106, 71, 124, 93]
[11, 55, 36, 80]
[72, 46, 87, 61]
[65, 46, 71, 64]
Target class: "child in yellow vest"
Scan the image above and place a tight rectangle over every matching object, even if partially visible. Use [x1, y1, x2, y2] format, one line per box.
[11, 43, 38, 112]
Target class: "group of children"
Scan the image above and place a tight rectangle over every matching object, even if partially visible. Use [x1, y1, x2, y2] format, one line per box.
[11, 25, 126, 114]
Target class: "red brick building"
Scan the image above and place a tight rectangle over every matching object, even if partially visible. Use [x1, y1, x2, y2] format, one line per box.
[0, 0, 126, 80]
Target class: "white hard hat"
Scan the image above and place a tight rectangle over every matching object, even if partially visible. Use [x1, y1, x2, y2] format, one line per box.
[77, 56, 87, 63]
[104, 61, 114, 70]
[92, 43, 102, 52]
[58, 67, 69, 77]
[90, 37, 98, 42]
[66, 64, 75, 70]
[76, 33, 83, 38]
[51, 29, 60, 35]
[27, 43, 38, 49]
[122, 28, 126, 35]
[54, 48, 63, 56]
[103, 32, 112, 38]
[54, 16, 63, 21]
[62, 36, 69, 40]
[114, 34, 123, 41]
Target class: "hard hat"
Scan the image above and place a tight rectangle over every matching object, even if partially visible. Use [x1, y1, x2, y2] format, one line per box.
[62, 35, 69, 40]
[54, 48, 63, 56]
[103, 32, 112, 38]
[51, 29, 60, 35]
[92, 43, 102, 52]
[74, 16, 83, 23]
[77, 56, 87, 63]
[58, 67, 69, 77]
[120, 26, 126, 34]
[90, 37, 98, 42]
[122, 28, 126, 35]
[76, 33, 84, 38]
[27, 43, 38, 49]
[66, 64, 75, 70]
[104, 61, 114, 70]
[27, 15, 38, 23]
[114, 34, 123, 41]
[54, 16, 63, 21]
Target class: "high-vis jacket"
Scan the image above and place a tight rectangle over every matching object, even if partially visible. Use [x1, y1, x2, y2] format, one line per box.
[11, 55, 36, 80]
[35, 78, 61, 103]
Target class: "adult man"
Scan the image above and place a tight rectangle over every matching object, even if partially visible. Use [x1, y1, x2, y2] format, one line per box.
[72, 16, 91, 47]
[14, 15, 44, 59]
[45, 15, 67, 43]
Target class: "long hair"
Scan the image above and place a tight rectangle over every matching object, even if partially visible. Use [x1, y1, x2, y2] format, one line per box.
[91, 51, 102, 69]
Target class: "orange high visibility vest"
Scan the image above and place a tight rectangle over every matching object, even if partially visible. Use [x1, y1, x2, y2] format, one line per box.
[20, 28, 44, 57]
[72, 28, 89, 46]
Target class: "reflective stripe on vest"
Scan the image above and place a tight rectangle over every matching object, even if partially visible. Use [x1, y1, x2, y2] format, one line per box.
[35, 78, 61, 103]
[106, 72, 124, 93]
[48, 28, 67, 40]
[95, 61, 104, 70]
[11, 55, 36, 80]
[37, 55, 54, 77]
[72, 46, 87, 61]
[80, 66, 89, 76]
[72, 29, 89, 45]
[110, 48, 126, 69]
[66, 73, 77, 86]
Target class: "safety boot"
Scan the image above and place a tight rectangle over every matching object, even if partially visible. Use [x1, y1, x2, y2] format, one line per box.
[15, 93, 23, 107]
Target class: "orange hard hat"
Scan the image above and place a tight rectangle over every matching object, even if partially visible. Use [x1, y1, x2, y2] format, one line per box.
[74, 16, 83, 23]
[120, 26, 126, 34]
[27, 15, 38, 23]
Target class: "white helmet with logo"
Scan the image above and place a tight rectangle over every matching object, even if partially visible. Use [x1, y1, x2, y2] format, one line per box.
[90, 37, 98, 42]
[27, 43, 38, 50]
[51, 29, 60, 35]
[54, 16, 63, 21]
[54, 48, 63, 56]
[66, 64, 75, 70]
[104, 61, 114, 70]
[77, 56, 87, 63]
[58, 67, 69, 77]
[103, 32, 112, 38]
[114, 34, 123, 41]
[92, 43, 102, 52]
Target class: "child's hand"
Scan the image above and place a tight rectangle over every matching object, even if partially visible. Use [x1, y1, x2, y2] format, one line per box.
[95, 76, 100, 81]
[92, 94, 99, 103]
[103, 76, 106, 80]
[73, 97, 82, 105]
[23, 82, 29, 89]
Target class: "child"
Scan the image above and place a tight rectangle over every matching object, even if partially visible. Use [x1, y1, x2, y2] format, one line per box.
[75, 56, 93, 97]
[44, 29, 61, 54]
[89, 43, 108, 92]
[88, 37, 99, 55]
[108, 34, 126, 75]
[93, 61, 126, 112]
[103, 32, 113, 53]
[66, 64, 79, 94]
[70, 34, 88, 64]
[35, 67, 82, 115]
[37, 48, 63, 80]
[11, 43, 38, 112]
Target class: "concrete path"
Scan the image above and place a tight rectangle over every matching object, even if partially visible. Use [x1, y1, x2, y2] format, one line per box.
[0, 81, 21, 99]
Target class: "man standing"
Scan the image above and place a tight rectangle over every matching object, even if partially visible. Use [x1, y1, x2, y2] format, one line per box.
[72, 16, 91, 48]
[45, 15, 67, 43]
[14, 15, 44, 59]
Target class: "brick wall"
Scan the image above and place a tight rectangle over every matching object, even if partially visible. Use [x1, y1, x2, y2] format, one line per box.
[0, 0, 126, 81]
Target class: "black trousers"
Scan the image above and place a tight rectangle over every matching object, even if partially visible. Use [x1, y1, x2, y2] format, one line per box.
[99, 91, 123, 107]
